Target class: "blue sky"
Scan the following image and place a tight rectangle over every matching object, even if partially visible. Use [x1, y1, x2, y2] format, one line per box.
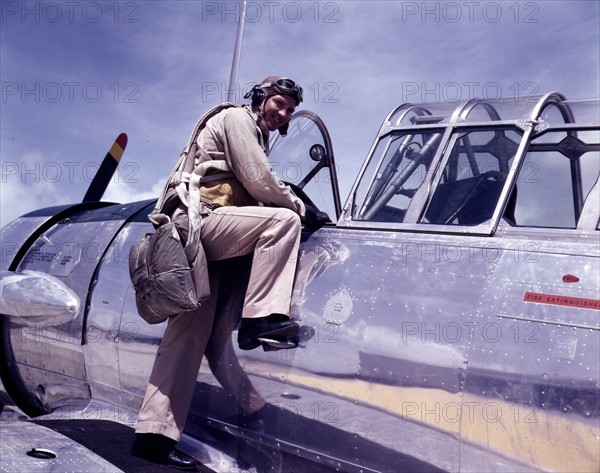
[1, 0, 599, 227]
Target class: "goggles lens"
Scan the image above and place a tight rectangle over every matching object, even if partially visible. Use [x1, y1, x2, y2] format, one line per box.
[263, 78, 303, 103]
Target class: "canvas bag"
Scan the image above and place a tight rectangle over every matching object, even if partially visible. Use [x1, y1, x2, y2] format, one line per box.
[128, 221, 203, 324]
[129, 103, 239, 324]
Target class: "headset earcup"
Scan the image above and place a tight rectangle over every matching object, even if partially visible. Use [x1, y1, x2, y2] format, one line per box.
[251, 87, 265, 107]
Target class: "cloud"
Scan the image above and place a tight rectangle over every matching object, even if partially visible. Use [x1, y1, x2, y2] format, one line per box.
[103, 178, 165, 205]
[1, 151, 66, 227]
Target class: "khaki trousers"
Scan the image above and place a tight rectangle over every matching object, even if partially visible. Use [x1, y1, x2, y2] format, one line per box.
[135, 206, 302, 441]
[200, 205, 302, 318]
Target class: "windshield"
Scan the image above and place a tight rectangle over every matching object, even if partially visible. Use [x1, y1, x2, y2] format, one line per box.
[421, 127, 521, 226]
[269, 111, 341, 222]
[354, 129, 443, 222]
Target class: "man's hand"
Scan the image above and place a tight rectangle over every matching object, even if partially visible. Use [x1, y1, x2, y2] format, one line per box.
[303, 202, 330, 229]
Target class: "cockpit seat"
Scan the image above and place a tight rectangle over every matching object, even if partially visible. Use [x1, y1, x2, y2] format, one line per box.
[425, 171, 505, 225]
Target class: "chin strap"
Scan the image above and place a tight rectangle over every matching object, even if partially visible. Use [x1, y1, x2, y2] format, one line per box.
[248, 103, 270, 145]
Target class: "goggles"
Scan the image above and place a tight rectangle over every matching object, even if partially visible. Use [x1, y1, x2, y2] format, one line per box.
[261, 78, 303, 104]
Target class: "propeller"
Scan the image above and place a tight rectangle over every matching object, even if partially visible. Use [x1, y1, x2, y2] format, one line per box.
[82, 133, 128, 202]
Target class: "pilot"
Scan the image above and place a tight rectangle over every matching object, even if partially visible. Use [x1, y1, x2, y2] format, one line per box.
[131, 77, 313, 470]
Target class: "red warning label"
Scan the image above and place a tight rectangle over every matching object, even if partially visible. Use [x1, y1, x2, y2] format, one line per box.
[523, 292, 600, 310]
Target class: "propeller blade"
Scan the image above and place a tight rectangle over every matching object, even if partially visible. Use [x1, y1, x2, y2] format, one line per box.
[82, 133, 128, 202]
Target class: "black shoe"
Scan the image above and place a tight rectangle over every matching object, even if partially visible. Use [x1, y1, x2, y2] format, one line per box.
[131, 433, 198, 471]
[238, 314, 299, 350]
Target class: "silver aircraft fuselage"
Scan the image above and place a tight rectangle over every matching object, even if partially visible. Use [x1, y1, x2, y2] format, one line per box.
[1, 93, 599, 472]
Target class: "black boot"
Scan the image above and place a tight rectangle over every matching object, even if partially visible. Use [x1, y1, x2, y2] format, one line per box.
[131, 433, 198, 471]
[237, 314, 299, 350]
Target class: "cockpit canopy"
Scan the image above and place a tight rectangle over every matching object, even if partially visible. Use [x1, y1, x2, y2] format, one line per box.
[346, 93, 600, 234]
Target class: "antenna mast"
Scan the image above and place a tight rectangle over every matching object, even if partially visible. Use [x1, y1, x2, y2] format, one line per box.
[226, 0, 247, 102]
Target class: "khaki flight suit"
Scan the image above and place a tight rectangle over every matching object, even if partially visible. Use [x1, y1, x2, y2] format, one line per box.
[135, 106, 306, 441]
